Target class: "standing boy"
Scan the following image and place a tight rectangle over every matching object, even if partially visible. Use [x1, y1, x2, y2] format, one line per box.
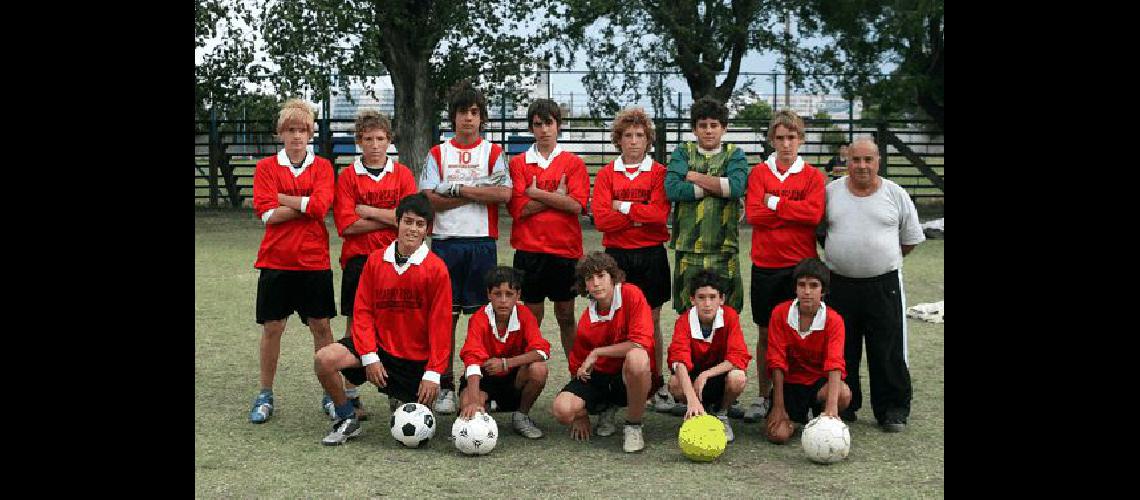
[419, 80, 513, 414]
[248, 99, 337, 424]
[507, 98, 589, 359]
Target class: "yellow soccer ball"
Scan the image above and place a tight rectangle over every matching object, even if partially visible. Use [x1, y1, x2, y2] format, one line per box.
[678, 414, 727, 462]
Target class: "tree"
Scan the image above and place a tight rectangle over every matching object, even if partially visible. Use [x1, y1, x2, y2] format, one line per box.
[553, 0, 779, 118]
[196, 0, 558, 177]
[813, 111, 847, 154]
[786, 0, 944, 132]
[735, 97, 773, 133]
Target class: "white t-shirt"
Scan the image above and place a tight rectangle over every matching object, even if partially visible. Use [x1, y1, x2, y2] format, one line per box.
[822, 177, 925, 278]
[419, 138, 508, 238]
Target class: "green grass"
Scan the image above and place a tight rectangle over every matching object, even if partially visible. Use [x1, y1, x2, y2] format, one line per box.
[195, 209, 944, 497]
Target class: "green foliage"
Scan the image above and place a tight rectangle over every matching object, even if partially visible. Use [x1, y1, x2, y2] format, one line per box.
[551, 0, 780, 119]
[735, 98, 773, 133]
[786, 0, 944, 132]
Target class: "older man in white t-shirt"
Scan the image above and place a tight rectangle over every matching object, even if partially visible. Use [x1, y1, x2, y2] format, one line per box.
[820, 137, 925, 433]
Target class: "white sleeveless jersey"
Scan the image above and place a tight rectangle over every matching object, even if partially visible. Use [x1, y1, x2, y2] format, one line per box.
[434, 139, 493, 237]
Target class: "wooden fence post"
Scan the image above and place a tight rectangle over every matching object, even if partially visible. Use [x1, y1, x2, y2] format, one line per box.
[876, 121, 889, 178]
[653, 118, 667, 165]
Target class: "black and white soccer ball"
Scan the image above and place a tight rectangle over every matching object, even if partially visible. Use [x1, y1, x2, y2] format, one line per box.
[451, 411, 499, 455]
[389, 403, 436, 448]
[801, 415, 851, 464]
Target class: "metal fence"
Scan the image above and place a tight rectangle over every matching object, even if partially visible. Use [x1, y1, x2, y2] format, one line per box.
[194, 117, 943, 209]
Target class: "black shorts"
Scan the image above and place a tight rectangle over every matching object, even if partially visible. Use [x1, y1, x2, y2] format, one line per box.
[605, 245, 671, 309]
[255, 268, 336, 325]
[685, 370, 728, 412]
[784, 377, 829, 424]
[432, 237, 497, 314]
[459, 368, 523, 412]
[561, 372, 643, 415]
[513, 250, 577, 303]
[337, 336, 427, 403]
[750, 265, 796, 326]
[339, 255, 369, 317]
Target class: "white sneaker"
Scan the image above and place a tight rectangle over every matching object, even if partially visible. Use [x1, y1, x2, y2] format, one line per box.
[433, 389, 457, 414]
[652, 385, 677, 413]
[596, 406, 618, 437]
[742, 397, 770, 423]
[622, 424, 645, 452]
[716, 412, 734, 442]
[511, 411, 543, 439]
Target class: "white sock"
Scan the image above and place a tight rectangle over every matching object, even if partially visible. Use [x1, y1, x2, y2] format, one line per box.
[344, 387, 359, 399]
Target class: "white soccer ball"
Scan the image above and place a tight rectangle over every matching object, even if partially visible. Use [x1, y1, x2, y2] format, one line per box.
[801, 415, 851, 464]
[451, 411, 499, 455]
[389, 402, 436, 448]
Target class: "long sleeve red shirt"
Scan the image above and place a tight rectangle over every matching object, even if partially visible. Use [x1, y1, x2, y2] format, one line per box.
[766, 299, 846, 385]
[252, 152, 335, 270]
[568, 283, 657, 376]
[332, 159, 418, 268]
[506, 148, 590, 259]
[743, 158, 826, 268]
[667, 306, 752, 373]
[591, 159, 671, 249]
[460, 304, 552, 379]
[351, 242, 454, 378]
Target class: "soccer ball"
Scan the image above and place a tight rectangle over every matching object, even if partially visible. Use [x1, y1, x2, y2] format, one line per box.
[801, 415, 851, 464]
[452, 411, 499, 455]
[678, 414, 727, 462]
[389, 403, 436, 448]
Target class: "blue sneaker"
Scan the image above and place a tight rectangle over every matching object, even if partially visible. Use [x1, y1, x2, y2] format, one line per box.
[249, 392, 274, 424]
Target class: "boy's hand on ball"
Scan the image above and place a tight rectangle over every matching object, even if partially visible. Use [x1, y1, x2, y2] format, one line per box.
[684, 402, 705, 420]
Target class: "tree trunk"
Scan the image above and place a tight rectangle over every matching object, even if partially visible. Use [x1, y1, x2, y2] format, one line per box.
[388, 57, 436, 179]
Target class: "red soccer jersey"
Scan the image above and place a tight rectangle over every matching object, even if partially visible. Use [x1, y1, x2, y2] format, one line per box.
[428, 138, 506, 239]
[252, 152, 336, 271]
[744, 159, 826, 268]
[506, 148, 590, 259]
[333, 158, 418, 268]
[591, 159, 671, 250]
[351, 242, 454, 377]
[460, 304, 552, 379]
[568, 283, 657, 376]
[667, 306, 752, 373]
[766, 299, 846, 385]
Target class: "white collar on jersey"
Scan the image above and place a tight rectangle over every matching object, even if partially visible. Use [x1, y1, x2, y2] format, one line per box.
[688, 306, 725, 343]
[765, 153, 805, 182]
[588, 283, 624, 323]
[382, 241, 429, 275]
[483, 304, 521, 343]
[614, 156, 653, 173]
[276, 149, 315, 176]
[524, 144, 563, 169]
[697, 145, 724, 156]
[786, 299, 828, 339]
[353, 156, 394, 180]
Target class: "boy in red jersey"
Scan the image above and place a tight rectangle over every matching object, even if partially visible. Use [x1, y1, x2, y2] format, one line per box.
[248, 99, 337, 424]
[590, 107, 672, 408]
[666, 270, 751, 442]
[763, 258, 852, 444]
[457, 266, 552, 439]
[312, 193, 453, 446]
[551, 252, 655, 453]
[327, 110, 418, 420]
[420, 80, 513, 414]
[741, 109, 826, 423]
[506, 98, 589, 360]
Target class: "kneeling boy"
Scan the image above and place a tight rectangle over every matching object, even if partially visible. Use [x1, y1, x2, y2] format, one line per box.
[312, 193, 453, 446]
[666, 270, 751, 442]
[764, 258, 852, 444]
[551, 252, 656, 453]
[458, 266, 552, 439]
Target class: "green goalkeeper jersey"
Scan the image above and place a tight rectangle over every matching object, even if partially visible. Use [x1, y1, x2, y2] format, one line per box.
[664, 142, 749, 254]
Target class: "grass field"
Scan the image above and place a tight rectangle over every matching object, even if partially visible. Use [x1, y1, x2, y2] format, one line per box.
[195, 209, 944, 497]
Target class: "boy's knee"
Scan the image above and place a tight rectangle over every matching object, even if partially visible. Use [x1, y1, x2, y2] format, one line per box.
[623, 349, 650, 374]
[262, 321, 286, 337]
[551, 395, 580, 424]
[727, 370, 747, 391]
[766, 422, 794, 444]
[528, 361, 549, 380]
